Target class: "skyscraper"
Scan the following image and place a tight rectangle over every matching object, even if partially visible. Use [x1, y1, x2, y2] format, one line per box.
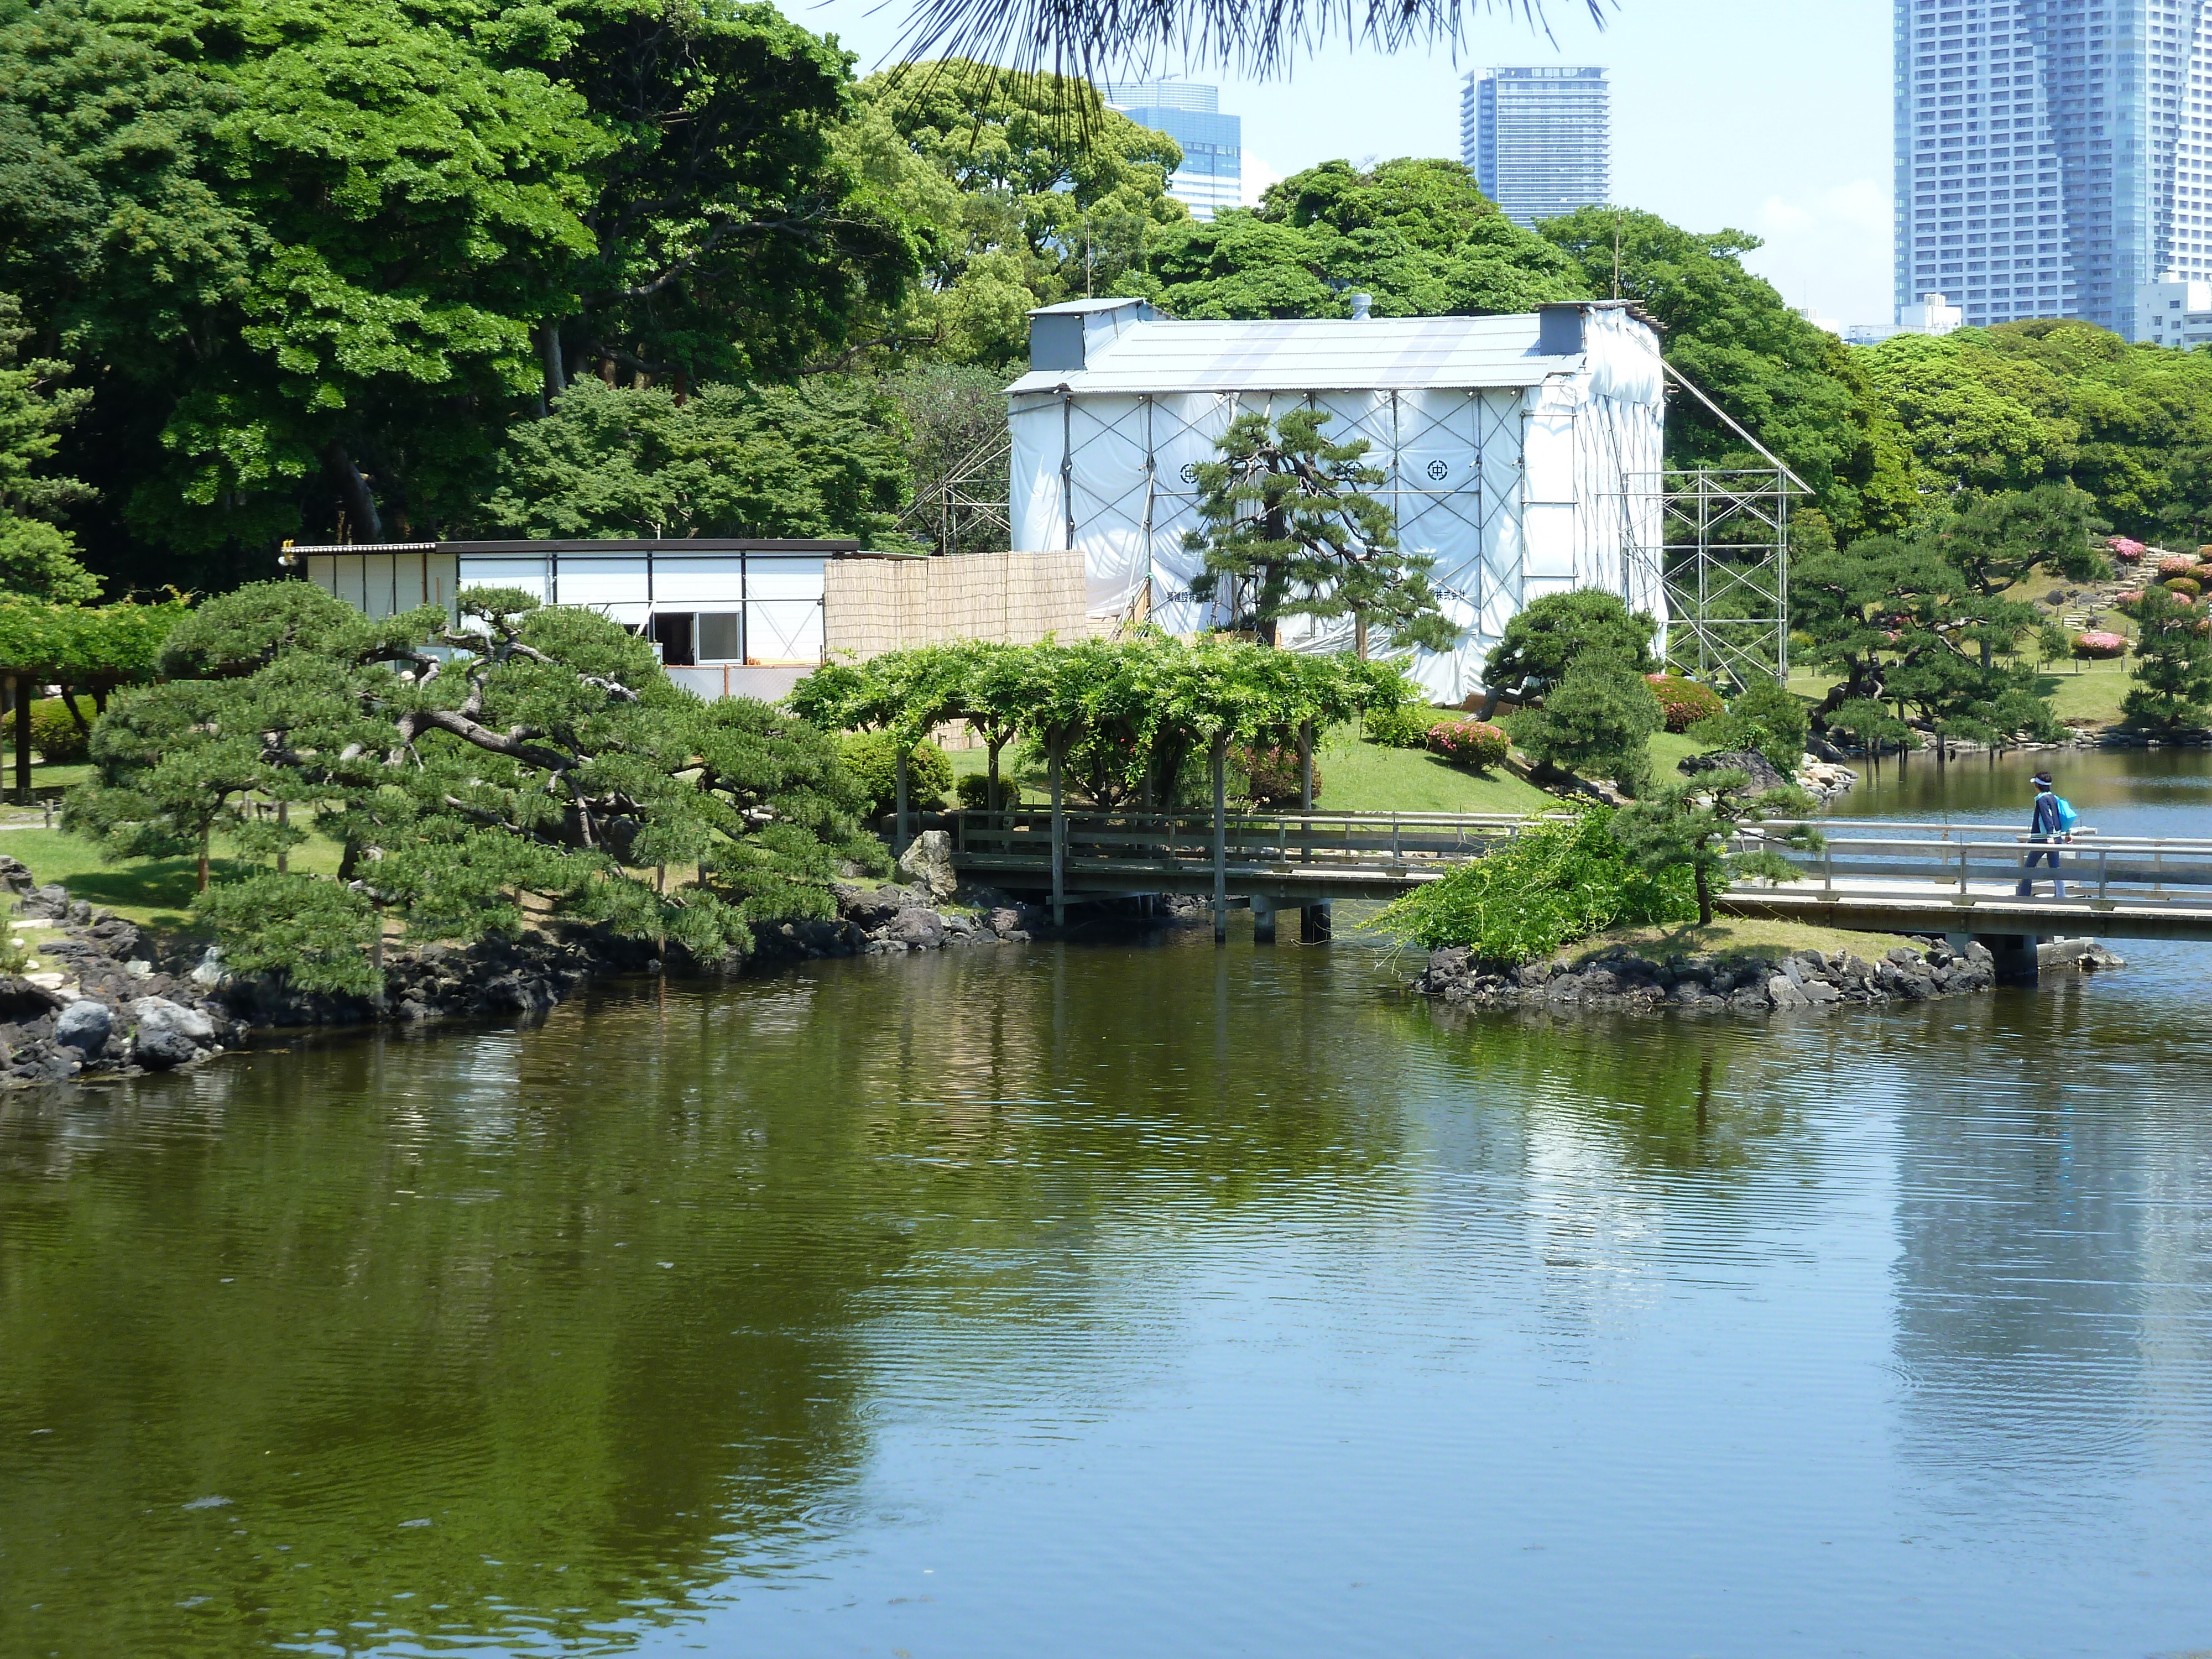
[1459, 67, 1610, 226]
[1099, 81, 1241, 220]
[1894, 0, 2212, 338]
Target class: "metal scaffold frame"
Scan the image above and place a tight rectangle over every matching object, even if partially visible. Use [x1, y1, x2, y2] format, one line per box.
[1648, 466, 1803, 687]
[899, 430, 1013, 557]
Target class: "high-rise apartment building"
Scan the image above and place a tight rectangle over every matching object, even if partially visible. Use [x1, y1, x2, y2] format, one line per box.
[1100, 81, 1241, 220]
[1459, 67, 1610, 226]
[1895, 0, 2212, 337]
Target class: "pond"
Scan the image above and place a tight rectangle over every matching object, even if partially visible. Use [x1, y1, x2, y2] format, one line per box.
[2, 752, 2211, 1657]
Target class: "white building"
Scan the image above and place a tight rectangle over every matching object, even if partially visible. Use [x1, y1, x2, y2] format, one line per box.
[1460, 67, 1611, 227]
[2138, 273, 2212, 344]
[1897, 290, 1965, 334]
[1005, 298, 1667, 704]
[294, 538, 866, 702]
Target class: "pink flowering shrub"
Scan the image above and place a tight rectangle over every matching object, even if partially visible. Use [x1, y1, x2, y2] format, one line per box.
[2109, 536, 2147, 562]
[2073, 630, 2129, 659]
[2159, 555, 2200, 577]
[1426, 719, 1512, 771]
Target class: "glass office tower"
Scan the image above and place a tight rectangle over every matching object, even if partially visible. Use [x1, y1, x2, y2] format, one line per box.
[1459, 67, 1611, 226]
[1895, 0, 2212, 337]
[1099, 81, 1242, 220]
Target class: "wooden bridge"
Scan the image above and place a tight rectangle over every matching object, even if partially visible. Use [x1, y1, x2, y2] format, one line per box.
[945, 808, 2212, 971]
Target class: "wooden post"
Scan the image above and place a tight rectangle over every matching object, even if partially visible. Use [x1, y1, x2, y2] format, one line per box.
[1253, 897, 1276, 944]
[1211, 735, 1228, 944]
[11, 676, 29, 805]
[893, 745, 910, 860]
[1049, 738, 1065, 927]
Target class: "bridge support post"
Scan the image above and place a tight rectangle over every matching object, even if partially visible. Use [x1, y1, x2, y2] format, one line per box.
[1048, 742, 1065, 927]
[1973, 932, 2040, 987]
[1300, 901, 1332, 943]
[1253, 897, 1277, 944]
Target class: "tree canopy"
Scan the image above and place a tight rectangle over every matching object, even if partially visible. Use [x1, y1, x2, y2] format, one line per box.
[70, 581, 880, 985]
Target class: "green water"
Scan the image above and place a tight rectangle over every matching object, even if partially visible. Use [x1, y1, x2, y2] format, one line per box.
[2, 755, 2211, 1656]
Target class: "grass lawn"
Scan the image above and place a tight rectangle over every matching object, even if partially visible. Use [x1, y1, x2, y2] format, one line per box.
[0, 823, 347, 931]
[1564, 915, 1919, 967]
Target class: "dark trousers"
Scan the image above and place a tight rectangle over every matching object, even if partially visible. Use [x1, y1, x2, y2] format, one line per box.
[2016, 842, 2065, 897]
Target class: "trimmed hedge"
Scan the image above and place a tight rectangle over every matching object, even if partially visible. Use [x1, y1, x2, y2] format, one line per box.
[2074, 630, 2129, 659]
[2, 697, 90, 766]
[1362, 702, 1439, 748]
[956, 772, 1025, 810]
[2165, 576, 2204, 599]
[1426, 718, 1512, 771]
[839, 733, 953, 814]
[1645, 673, 1726, 733]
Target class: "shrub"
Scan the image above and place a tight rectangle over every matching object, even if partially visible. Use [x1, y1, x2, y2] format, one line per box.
[1361, 702, 1438, 748]
[1374, 807, 1694, 962]
[838, 733, 953, 814]
[956, 773, 1025, 810]
[2109, 536, 2147, 562]
[1425, 718, 1512, 771]
[2161, 555, 2200, 577]
[1238, 745, 1321, 808]
[1481, 590, 1658, 705]
[1517, 655, 1662, 795]
[2, 698, 91, 766]
[2123, 583, 2212, 728]
[2164, 576, 2203, 599]
[1645, 674, 1726, 733]
[1686, 678, 1810, 775]
[2074, 630, 2129, 659]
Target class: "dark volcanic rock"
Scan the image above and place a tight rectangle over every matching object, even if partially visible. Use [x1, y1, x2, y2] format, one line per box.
[1677, 749, 1788, 792]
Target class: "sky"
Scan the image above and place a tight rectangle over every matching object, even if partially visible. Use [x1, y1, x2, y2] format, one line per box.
[799, 0, 1898, 327]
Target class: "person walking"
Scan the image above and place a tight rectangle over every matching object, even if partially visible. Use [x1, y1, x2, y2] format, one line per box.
[2015, 770, 2074, 897]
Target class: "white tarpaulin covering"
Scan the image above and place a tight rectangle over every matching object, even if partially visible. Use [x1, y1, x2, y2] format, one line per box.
[1008, 300, 1666, 703]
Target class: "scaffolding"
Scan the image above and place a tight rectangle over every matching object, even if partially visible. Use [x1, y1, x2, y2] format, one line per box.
[899, 430, 1013, 557]
[1646, 466, 1803, 688]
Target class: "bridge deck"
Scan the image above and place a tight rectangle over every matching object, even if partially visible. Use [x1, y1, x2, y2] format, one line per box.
[942, 809, 2212, 942]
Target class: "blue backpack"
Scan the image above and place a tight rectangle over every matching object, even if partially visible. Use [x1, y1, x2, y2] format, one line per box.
[2054, 795, 2079, 832]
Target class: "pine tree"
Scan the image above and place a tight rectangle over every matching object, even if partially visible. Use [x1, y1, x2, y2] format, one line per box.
[2122, 583, 2212, 729]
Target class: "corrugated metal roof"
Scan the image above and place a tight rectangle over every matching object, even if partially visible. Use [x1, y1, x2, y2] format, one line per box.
[1006, 312, 1579, 395]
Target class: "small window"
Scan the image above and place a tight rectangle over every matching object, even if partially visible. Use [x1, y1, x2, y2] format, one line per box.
[697, 612, 742, 662]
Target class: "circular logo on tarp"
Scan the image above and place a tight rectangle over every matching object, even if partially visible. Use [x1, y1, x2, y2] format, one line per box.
[1425, 458, 1451, 481]
[1179, 463, 1200, 485]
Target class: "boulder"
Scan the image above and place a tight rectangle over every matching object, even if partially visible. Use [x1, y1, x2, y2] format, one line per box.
[1678, 749, 1788, 792]
[133, 1025, 200, 1070]
[886, 907, 947, 949]
[0, 977, 63, 1021]
[53, 999, 112, 1055]
[896, 830, 959, 902]
[131, 996, 216, 1045]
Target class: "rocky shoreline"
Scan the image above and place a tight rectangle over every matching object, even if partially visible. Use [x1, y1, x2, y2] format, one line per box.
[0, 831, 1070, 1088]
[1413, 934, 2127, 1015]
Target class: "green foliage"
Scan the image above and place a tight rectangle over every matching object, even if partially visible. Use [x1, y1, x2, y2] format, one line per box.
[1824, 697, 1913, 755]
[1481, 589, 1658, 705]
[0, 591, 189, 684]
[1235, 744, 1319, 807]
[879, 363, 1010, 550]
[0, 293, 97, 601]
[1538, 207, 1918, 541]
[4, 697, 91, 765]
[1610, 771, 1823, 927]
[1374, 808, 1694, 962]
[1139, 158, 1587, 321]
[838, 733, 953, 813]
[1183, 407, 1455, 652]
[1646, 674, 1726, 733]
[1519, 655, 1662, 795]
[1424, 718, 1511, 771]
[1929, 481, 2109, 596]
[191, 872, 379, 995]
[1687, 679, 1811, 775]
[70, 580, 883, 985]
[479, 377, 916, 545]
[793, 634, 1409, 813]
[956, 771, 1023, 809]
[1360, 701, 1440, 748]
[2121, 582, 2212, 729]
[0, 0, 920, 583]
[839, 62, 1184, 368]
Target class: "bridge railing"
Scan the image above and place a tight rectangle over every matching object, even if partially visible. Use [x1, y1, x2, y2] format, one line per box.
[953, 807, 1573, 872]
[1736, 822, 2212, 902]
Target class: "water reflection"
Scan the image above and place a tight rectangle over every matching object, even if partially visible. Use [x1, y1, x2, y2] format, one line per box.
[2, 782, 2211, 1653]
